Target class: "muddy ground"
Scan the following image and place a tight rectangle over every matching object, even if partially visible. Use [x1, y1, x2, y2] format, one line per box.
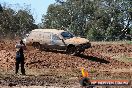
[0, 40, 132, 88]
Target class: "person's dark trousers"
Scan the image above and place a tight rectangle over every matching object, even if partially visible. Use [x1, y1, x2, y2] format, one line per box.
[15, 57, 25, 75]
[15, 59, 20, 74]
[21, 60, 25, 75]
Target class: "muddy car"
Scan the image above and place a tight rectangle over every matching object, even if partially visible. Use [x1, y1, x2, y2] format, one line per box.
[23, 29, 91, 55]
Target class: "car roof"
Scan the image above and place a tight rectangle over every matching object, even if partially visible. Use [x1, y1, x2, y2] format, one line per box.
[32, 29, 65, 34]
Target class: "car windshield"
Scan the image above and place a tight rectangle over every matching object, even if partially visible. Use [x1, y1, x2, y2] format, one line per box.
[61, 32, 74, 39]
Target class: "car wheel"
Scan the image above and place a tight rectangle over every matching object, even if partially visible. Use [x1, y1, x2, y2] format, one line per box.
[36, 42, 42, 50]
[66, 46, 76, 55]
[32, 42, 42, 50]
[32, 42, 37, 48]
[76, 51, 81, 55]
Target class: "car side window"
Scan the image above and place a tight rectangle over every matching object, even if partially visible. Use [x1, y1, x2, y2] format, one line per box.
[52, 35, 60, 40]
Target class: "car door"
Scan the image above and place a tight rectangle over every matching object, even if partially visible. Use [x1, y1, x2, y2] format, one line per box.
[51, 34, 66, 50]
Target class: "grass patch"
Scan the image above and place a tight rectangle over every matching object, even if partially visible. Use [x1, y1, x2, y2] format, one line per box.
[114, 57, 132, 62]
[124, 57, 132, 62]
[89, 69, 97, 73]
[92, 41, 131, 44]
[111, 53, 132, 63]
[126, 41, 132, 44]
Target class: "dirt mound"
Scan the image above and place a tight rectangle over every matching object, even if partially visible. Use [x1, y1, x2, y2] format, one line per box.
[0, 40, 131, 71]
[0, 40, 131, 76]
[0, 40, 132, 87]
[24, 50, 130, 71]
[89, 44, 132, 53]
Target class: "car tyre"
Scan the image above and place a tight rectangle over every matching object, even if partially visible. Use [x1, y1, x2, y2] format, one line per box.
[32, 42, 42, 50]
[66, 46, 76, 55]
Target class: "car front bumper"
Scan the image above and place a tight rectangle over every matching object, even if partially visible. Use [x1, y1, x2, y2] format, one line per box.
[77, 42, 91, 51]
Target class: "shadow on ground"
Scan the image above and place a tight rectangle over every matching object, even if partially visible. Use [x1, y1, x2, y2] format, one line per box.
[76, 54, 110, 64]
[40, 49, 110, 64]
[40, 49, 66, 54]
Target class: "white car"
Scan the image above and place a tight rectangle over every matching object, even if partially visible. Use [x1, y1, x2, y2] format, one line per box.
[23, 29, 91, 55]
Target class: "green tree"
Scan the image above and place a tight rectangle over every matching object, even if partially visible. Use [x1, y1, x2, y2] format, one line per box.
[42, 0, 132, 41]
[16, 9, 37, 36]
[42, 4, 71, 29]
[0, 4, 37, 38]
[0, 8, 16, 37]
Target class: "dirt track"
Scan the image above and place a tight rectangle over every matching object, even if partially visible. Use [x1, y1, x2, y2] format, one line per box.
[0, 40, 132, 87]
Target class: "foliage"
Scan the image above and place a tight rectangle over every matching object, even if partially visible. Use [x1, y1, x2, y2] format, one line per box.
[42, 0, 132, 41]
[0, 4, 38, 39]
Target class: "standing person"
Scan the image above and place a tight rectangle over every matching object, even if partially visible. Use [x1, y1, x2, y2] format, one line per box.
[15, 40, 26, 75]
